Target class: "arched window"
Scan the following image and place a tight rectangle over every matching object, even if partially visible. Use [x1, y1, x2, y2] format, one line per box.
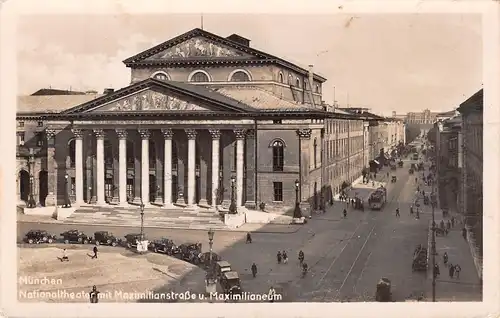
[315, 85, 320, 93]
[278, 72, 284, 83]
[189, 71, 210, 82]
[288, 74, 293, 85]
[296, 78, 301, 88]
[152, 71, 170, 81]
[229, 70, 250, 82]
[271, 139, 284, 171]
[313, 138, 318, 169]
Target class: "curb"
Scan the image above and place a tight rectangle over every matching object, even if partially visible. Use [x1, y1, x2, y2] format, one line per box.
[17, 220, 301, 234]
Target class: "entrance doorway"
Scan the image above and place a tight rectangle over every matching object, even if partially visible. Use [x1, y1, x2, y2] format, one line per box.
[172, 175, 178, 202]
[149, 174, 157, 202]
[195, 176, 201, 204]
[39, 170, 48, 206]
[19, 170, 30, 202]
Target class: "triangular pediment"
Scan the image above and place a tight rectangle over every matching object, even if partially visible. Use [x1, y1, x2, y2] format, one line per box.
[87, 88, 215, 112]
[145, 36, 253, 60]
[61, 79, 255, 114]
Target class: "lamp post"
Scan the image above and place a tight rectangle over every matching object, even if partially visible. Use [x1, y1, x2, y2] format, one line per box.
[27, 148, 36, 208]
[229, 175, 237, 214]
[293, 179, 302, 218]
[208, 228, 214, 274]
[139, 201, 145, 241]
[63, 174, 71, 208]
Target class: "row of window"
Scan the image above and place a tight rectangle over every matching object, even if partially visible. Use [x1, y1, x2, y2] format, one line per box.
[277, 72, 321, 93]
[18, 121, 44, 128]
[326, 156, 364, 182]
[325, 120, 363, 135]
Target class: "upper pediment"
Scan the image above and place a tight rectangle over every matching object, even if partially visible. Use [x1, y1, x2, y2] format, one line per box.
[144, 36, 252, 60]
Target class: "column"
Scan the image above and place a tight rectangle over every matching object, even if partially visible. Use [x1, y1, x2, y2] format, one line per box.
[45, 129, 58, 206]
[244, 129, 256, 209]
[185, 129, 197, 206]
[116, 129, 128, 206]
[94, 129, 106, 205]
[161, 129, 175, 208]
[72, 128, 84, 205]
[138, 129, 150, 204]
[209, 129, 221, 208]
[234, 129, 246, 207]
[297, 129, 312, 217]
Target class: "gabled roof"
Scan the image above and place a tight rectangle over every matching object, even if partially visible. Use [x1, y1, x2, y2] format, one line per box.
[458, 89, 483, 114]
[31, 88, 87, 96]
[122, 28, 327, 82]
[18, 94, 102, 114]
[61, 78, 257, 114]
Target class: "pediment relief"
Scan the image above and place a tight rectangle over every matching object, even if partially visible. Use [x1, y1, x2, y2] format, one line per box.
[145, 36, 251, 60]
[90, 90, 210, 112]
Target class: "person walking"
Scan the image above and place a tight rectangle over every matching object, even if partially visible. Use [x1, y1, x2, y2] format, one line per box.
[89, 285, 99, 303]
[462, 227, 467, 240]
[443, 252, 448, 266]
[276, 251, 282, 264]
[60, 248, 69, 262]
[343, 209, 347, 218]
[395, 208, 400, 217]
[91, 245, 98, 259]
[246, 232, 252, 244]
[451, 216, 456, 227]
[448, 263, 455, 279]
[454, 264, 461, 279]
[282, 251, 288, 264]
[251, 263, 258, 278]
[433, 263, 440, 278]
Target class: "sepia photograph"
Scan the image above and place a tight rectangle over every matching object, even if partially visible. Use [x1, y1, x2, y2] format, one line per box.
[1, 1, 499, 317]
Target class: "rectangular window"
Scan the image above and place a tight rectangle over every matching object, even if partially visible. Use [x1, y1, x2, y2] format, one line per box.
[273, 182, 283, 202]
[273, 119, 282, 124]
[17, 132, 25, 145]
[18, 121, 24, 127]
[37, 121, 44, 127]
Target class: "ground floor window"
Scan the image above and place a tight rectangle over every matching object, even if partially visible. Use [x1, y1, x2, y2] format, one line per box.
[273, 182, 283, 201]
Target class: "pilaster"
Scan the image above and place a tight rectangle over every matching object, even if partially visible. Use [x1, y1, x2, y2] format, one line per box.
[44, 129, 58, 206]
[244, 129, 256, 209]
[297, 129, 312, 217]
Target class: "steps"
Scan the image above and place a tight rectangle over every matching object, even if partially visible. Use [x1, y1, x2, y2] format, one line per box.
[63, 205, 228, 229]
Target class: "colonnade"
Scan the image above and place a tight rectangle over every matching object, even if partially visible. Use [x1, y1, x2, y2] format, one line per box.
[69, 127, 248, 209]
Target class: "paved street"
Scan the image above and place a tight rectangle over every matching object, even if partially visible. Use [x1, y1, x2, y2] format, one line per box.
[18, 147, 480, 302]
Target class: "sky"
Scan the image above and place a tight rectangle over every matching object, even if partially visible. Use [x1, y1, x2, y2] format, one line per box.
[17, 13, 483, 115]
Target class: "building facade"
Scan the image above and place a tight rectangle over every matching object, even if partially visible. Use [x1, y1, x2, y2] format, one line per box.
[16, 27, 381, 218]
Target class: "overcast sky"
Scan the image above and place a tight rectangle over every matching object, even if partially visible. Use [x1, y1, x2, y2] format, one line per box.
[17, 13, 482, 115]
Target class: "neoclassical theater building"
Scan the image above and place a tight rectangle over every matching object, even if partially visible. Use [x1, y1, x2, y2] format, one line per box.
[16, 28, 365, 217]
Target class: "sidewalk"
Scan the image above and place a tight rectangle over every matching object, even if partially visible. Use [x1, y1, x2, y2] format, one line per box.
[425, 220, 482, 301]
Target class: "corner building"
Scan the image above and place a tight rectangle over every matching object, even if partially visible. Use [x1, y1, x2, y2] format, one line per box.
[16, 28, 369, 218]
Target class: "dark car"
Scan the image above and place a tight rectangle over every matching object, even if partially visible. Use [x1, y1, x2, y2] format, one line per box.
[25, 230, 57, 244]
[93, 231, 120, 246]
[124, 233, 145, 249]
[149, 237, 176, 254]
[176, 243, 202, 264]
[60, 229, 92, 244]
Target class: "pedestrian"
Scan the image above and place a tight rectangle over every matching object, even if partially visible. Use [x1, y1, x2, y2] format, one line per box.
[343, 209, 347, 218]
[89, 286, 99, 303]
[246, 232, 252, 244]
[454, 264, 461, 278]
[277, 251, 282, 264]
[446, 220, 451, 231]
[395, 208, 400, 217]
[410, 205, 414, 214]
[60, 248, 69, 262]
[433, 263, 440, 278]
[462, 227, 467, 240]
[91, 246, 98, 259]
[443, 252, 448, 266]
[448, 263, 455, 278]
[268, 286, 276, 303]
[282, 251, 288, 264]
[251, 263, 257, 278]
[451, 216, 455, 227]
[440, 220, 445, 230]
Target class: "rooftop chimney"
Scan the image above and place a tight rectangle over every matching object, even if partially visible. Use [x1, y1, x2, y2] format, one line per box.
[103, 88, 115, 95]
[226, 34, 250, 47]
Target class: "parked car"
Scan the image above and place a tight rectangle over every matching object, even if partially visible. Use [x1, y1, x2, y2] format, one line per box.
[93, 231, 120, 246]
[60, 229, 92, 244]
[215, 260, 232, 278]
[124, 233, 145, 249]
[149, 237, 176, 254]
[176, 243, 202, 264]
[25, 230, 57, 244]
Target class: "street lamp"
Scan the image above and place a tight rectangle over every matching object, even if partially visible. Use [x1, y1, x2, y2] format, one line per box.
[293, 179, 302, 218]
[139, 201, 145, 241]
[208, 228, 215, 273]
[63, 174, 71, 208]
[229, 175, 237, 214]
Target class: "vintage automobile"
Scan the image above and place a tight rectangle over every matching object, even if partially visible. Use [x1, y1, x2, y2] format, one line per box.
[200, 252, 222, 269]
[398, 161, 404, 168]
[149, 237, 176, 254]
[176, 243, 203, 264]
[375, 277, 392, 302]
[25, 230, 57, 244]
[391, 176, 397, 183]
[93, 231, 121, 246]
[124, 233, 145, 249]
[219, 271, 242, 296]
[352, 197, 364, 211]
[60, 229, 92, 244]
[409, 169, 414, 175]
[215, 261, 232, 278]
